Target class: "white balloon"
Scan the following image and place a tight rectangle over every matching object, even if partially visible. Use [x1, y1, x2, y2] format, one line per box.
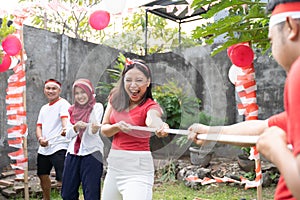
[102, 0, 127, 14]
[228, 64, 244, 85]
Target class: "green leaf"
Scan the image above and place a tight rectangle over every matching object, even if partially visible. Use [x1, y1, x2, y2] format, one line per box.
[192, 0, 269, 56]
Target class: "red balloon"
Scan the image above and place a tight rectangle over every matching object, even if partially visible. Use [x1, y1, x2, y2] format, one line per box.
[229, 44, 254, 68]
[227, 44, 237, 57]
[227, 43, 248, 57]
[2, 35, 22, 56]
[0, 54, 12, 72]
[89, 10, 110, 30]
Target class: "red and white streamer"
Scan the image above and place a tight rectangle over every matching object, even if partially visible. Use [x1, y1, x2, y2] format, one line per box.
[227, 45, 262, 194]
[3, 10, 30, 179]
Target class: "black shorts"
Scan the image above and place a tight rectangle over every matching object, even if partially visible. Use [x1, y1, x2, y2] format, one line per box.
[37, 149, 67, 181]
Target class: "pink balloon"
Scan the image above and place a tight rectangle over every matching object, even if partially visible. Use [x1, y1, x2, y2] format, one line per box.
[0, 54, 12, 73]
[229, 44, 254, 68]
[89, 10, 110, 30]
[2, 35, 22, 56]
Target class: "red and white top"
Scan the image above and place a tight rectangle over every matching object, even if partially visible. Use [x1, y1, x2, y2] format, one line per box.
[37, 98, 71, 155]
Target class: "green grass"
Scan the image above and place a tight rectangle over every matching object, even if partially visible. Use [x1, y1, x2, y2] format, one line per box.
[153, 181, 276, 200]
[45, 181, 275, 200]
[17, 180, 275, 200]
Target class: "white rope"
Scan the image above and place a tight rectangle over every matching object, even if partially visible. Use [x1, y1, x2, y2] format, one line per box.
[129, 125, 258, 145]
[46, 124, 259, 145]
[45, 122, 102, 142]
[45, 132, 65, 142]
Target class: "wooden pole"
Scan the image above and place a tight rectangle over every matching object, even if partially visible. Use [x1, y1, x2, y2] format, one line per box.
[19, 26, 29, 200]
[23, 135, 29, 200]
[256, 158, 263, 200]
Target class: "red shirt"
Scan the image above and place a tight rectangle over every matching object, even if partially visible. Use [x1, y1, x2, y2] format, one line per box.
[268, 56, 300, 200]
[110, 98, 162, 151]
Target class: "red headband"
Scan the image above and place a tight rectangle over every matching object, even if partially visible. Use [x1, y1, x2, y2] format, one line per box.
[272, 2, 300, 15]
[44, 80, 61, 88]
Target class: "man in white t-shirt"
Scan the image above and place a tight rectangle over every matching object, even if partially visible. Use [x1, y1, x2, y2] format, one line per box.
[36, 79, 70, 200]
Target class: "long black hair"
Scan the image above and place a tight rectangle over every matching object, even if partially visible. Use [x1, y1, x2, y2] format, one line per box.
[109, 59, 153, 112]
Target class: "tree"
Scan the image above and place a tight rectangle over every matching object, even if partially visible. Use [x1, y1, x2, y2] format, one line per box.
[191, 0, 270, 55]
[19, 0, 198, 55]
[103, 10, 199, 55]
[20, 0, 105, 41]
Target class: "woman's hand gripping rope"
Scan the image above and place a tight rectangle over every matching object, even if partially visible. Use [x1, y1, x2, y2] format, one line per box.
[155, 122, 169, 138]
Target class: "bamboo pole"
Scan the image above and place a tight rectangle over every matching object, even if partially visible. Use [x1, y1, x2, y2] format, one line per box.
[22, 134, 29, 200]
[19, 26, 29, 200]
[256, 158, 263, 200]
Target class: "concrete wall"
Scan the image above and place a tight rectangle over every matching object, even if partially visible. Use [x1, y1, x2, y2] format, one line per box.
[0, 25, 285, 172]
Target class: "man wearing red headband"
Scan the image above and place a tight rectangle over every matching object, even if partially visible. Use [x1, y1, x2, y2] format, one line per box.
[188, 1, 300, 199]
[36, 78, 71, 200]
[257, 1, 300, 199]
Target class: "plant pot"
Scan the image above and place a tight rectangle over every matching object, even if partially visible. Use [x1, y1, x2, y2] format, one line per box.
[237, 154, 255, 172]
[189, 146, 213, 167]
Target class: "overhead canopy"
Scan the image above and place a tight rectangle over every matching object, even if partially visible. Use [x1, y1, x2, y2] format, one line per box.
[142, 0, 209, 23]
[141, 0, 210, 55]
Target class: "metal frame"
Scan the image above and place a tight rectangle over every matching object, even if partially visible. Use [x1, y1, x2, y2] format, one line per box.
[142, 0, 209, 55]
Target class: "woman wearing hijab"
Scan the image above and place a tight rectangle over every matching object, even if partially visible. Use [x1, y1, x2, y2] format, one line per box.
[61, 78, 104, 200]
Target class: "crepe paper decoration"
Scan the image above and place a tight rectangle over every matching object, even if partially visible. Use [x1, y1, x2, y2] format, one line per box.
[8, 137, 23, 149]
[11, 158, 28, 170]
[6, 85, 25, 94]
[8, 80, 26, 87]
[245, 103, 259, 116]
[12, 61, 25, 73]
[15, 169, 25, 179]
[231, 62, 262, 196]
[228, 43, 254, 68]
[7, 124, 27, 138]
[6, 93, 24, 104]
[0, 54, 12, 72]
[186, 174, 253, 187]
[8, 69, 25, 83]
[2, 35, 22, 56]
[7, 103, 25, 115]
[236, 80, 257, 94]
[241, 147, 263, 189]
[8, 148, 24, 160]
[7, 112, 27, 126]
[89, 10, 110, 30]
[7, 7, 31, 199]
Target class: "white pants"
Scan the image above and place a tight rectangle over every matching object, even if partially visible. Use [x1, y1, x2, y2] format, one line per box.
[102, 149, 154, 200]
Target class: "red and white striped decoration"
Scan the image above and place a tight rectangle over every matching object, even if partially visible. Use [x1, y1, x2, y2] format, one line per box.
[2, 11, 30, 180]
[227, 43, 262, 196]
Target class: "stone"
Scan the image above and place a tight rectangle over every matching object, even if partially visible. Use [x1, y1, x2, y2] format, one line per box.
[0, 170, 60, 199]
[0, 180, 13, 187]
[0, 171, 15, 178]
[1, 189, 16, 197]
